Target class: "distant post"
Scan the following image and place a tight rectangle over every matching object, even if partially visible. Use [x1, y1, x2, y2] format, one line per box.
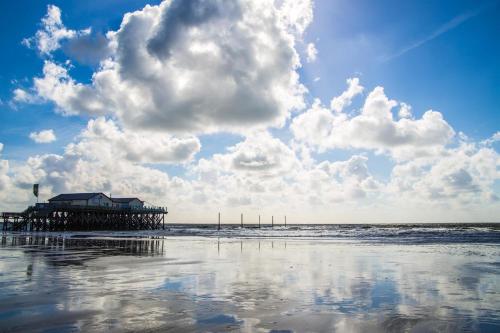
[218, 212, 221, 230]
[241, 213, 243, 228]
[259, 215, 261, 228]
[272, 215, 274, 228]
[285, 215, 287, 227]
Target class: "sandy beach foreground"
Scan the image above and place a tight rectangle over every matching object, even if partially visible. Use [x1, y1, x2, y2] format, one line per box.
[0, 232, 499, 332]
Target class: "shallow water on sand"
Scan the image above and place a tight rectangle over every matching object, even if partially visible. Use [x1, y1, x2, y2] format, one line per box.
[0, 233, 499, 332]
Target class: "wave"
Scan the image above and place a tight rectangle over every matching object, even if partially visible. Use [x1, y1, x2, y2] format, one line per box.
[3, 223, 499, 244]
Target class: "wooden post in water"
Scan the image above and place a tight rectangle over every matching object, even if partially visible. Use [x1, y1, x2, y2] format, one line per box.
[241, 213, 243, 228]
[285, 215, 287, 227]
[272, 215, 274, 228]
[259, 215, 261, 228]
[218, 212, 221, 230]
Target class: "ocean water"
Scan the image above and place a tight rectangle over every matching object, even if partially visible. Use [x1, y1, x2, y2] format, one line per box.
[6, 223, 496, 244]
[0, 224, 499, 332]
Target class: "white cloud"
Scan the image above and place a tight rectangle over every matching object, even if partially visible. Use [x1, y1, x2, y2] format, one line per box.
[0, 159, 10, 192]
[389, 142, 500, 203]
[22, 0, 313, 134]
[290, 98, 339, 153]
[2, 125, 499, 221]
[4, 128, 200, 212]
[398, 102, 412, 119]
[12, 88, 39, 104]
[0, 144, 27, 209]
[330, 77, 364, 112]
[278, 0, 314, 35]
[482, 131, 500, 146]
[68, 117, 201, 164]
[22, 5, 90, 55]
[196, 132, 301, 178]
[29, 129, 57, 143]
[292, 80, 456, 160]
[32, 61, 107, 116]
[306, 42, 318, 63]
[312, 155, 382, 201]
[188, 134, 386, 210]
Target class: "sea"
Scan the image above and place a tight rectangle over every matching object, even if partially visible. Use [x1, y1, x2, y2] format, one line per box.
[0, 224, 499, 332]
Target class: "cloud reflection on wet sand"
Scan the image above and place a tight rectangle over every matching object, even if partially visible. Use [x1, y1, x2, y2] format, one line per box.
[0, 235, 499, 332]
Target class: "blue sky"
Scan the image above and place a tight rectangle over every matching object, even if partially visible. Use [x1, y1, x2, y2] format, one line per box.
[306, 0, 500, 136]
[2, 0, 499, 149]
[0, 0, 499, 222]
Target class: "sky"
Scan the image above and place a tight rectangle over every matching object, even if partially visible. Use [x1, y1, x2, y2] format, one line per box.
[0, 0, 499, 223]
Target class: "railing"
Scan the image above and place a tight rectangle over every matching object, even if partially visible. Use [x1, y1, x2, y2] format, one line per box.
[29, 203, 168, 213]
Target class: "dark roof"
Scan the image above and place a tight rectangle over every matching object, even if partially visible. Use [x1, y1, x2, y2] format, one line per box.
[48, 193, 108, 201]
[111, 197, 143, 203]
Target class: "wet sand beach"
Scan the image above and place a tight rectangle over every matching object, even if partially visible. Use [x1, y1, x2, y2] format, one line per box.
[0, 230, 499, 332]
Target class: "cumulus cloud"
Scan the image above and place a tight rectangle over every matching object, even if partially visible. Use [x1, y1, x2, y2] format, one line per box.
[12, 150, 175, 207]
[312, 155, 382, 201]
[31, 61, 108, 116]
[306, 42, 318, 62]
[3, 122, 201, 211]
[0, 160, 10, 192]
[3, 130, 306, 214]
[12, 88, 40, 104]
[0, 144, 27, 209]
[2, 126, 499, 220]
[63, 33, 112, 65]
[389, 142, 500, 203]
[21, 0, 313, 134]
[196, 132, 301, 177]
[330, 77, 364, 112]
[188, 133, 386, 211]
[398, 102, 412, 119]
[22, 5, 90, 55]
[0, 117, 199, 211]
[278, 0, 314, 35]
[292, 79, 456, 160]
[69, 117, 201, 164]
[29, 129, 57, 143]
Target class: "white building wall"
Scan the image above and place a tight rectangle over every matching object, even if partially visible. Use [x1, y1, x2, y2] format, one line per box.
[87, 194, 112, 207]
[128, 199, 144, 209]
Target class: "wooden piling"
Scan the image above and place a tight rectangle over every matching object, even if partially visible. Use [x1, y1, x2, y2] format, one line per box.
[1, 205, 167, 231]
[272, 215, 274, 228]
[241, 213, 243, 228]
[218, 212, 221, 230]
[258, 215, 261, 228]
